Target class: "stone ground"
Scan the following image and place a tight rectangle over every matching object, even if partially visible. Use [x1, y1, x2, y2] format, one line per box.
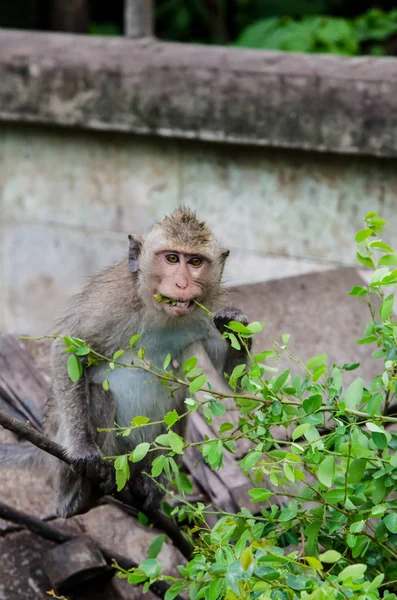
[0, 267, 380, 598]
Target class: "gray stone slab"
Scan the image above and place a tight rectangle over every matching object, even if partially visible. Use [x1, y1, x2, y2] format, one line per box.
[1, 30, 397, 156]
[0, 126, 179, 233]
[0, 505, 183, 599]
[3, 225, 127, 333]
[180, 142, 397, 265]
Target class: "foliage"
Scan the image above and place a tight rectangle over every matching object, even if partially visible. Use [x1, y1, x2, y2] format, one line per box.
[64, 212, 397, 599]
[154, 0, 397, 56]
[235, 10, 397, 55]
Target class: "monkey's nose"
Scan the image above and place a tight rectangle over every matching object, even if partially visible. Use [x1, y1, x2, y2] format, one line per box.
[175, 277, 188, 289]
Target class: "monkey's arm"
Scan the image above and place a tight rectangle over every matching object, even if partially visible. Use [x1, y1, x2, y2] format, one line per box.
[213, 308, 252, 378]
[50, 338, 103, 473]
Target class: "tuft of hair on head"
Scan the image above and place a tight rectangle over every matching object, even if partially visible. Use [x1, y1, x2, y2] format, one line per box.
[161, 207, 214, 250]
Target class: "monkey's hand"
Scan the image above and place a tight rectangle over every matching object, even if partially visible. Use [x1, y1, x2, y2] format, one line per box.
[130, 471, 165, 512]
[214, 307, 252, 350]
[67, 444, 115, 494]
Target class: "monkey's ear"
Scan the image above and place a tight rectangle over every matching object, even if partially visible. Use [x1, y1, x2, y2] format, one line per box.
[219, 249, 230, 276]
[128, 235, 143, 273]
[221, 249, 230, 264]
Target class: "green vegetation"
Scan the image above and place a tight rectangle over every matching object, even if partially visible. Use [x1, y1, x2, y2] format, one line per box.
[67, 213, 397, 599]
[154, 1, 397, 56]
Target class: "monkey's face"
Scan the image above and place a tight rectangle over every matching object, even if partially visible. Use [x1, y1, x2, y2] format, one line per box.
[151, 251, 211, 317]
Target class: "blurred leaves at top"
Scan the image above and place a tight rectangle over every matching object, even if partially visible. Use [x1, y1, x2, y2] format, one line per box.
[2, 0, 397, 56]
[156, 0, 397, 56]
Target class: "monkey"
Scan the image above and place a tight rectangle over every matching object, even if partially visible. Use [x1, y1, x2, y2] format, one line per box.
[0, 208, 250, 518]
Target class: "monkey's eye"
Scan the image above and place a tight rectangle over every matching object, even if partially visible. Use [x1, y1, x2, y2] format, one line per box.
[189, 256, 203, 267]
[165, 253, 179, 264]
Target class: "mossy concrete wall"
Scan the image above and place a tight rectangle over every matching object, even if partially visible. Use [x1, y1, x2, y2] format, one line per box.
[1, 123, 397, 334]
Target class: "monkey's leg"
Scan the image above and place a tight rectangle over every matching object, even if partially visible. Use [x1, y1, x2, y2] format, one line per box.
[50, 360, 116, 517]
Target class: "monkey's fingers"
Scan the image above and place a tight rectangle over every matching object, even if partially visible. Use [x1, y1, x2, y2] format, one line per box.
[98, 463, 116, 494]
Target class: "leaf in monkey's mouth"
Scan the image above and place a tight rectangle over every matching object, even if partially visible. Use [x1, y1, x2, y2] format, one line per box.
[154, 294, 193, 309]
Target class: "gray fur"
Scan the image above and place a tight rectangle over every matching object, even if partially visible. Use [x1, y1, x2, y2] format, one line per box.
[0, 209, 249, 518]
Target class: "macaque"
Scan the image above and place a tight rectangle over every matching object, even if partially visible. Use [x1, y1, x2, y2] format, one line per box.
[4, 208, 250, 517]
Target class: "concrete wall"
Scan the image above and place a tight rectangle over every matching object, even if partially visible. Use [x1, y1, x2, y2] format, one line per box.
[1, 122, 397, 334]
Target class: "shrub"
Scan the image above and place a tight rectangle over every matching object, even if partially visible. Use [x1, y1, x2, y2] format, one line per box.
[68, 212, 397, 599]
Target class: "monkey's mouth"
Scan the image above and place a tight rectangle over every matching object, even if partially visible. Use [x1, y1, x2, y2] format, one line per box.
[154, 294, 195, 315]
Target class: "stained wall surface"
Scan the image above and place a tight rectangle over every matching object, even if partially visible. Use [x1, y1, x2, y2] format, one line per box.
[1, 123, 396, 334]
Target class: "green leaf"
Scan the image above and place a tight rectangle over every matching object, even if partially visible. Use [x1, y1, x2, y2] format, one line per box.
[131, 442, 150, 463]
[113, 349, 125, 360]
[369, 240, 394, 252]
[226, 321, 252, 334]
[151, 455, 165, 477]
[372, 431, 388, 449]
[228, 333, 241, 350]
[384, 513, 397, 533]
[348, 285, 368, 297]
[254, 350, 277, 361]
[248, 488, 272, 502]
[292, 423, 310, 440]
[342, 362, 360, 371]
[163, 353, 171, 370]
[189, 374, 208, 395]
[279, 502, 298, 522]
[370, 503, 388, 518]
[210, 399, 226, 416]
[75, 345, 91, 356]
[147, 534, 166, 559]
[347, 459, 367, 483]
[350, 520, 365, 533]
[140, 558, 161, 577]
[129, 333, 141, 347]
[168, 430, 184, 454]
[356, 251, 375, 268]
[219, 422, 234, 433]
[281, 333, 290, 344]
[164, 410, 179, 427]
[114, 455, 130, 491]
[164, 582, 185, 600]
[247, 321, 263, 333]
[306, 354, 327, 371]
[67, 354, 83, 383]
[230, 363, 246, 382]
[102, 379, 110, 391]
[273, 369, 290, 393]
[241, 451, 262, 469]
[183, 356, 198, 374]
[127, 569, 147, 584]
[319, 550, 342, 563]
[318, 455, 335, 488]
[302, 394, 322, 414]
[355, 228, 373, 242]
[357, 335, 377, 345]
[155, 434, 171, 447]
[285, 574, 306, 591]
[379, 253, 397, 266]
[312, 364, 326, 381]
[371, 267, 390, 283]
[132, 416, 150, 427]
[240, 547, 253, 570]
[344, 378, 364, 409]
[337, 563, 367, 582]
[176, 471, 193, 494]
[380, 294, 394, 321]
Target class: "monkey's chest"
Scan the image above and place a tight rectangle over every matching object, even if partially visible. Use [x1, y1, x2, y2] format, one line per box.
[89, 348, 187, 446]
